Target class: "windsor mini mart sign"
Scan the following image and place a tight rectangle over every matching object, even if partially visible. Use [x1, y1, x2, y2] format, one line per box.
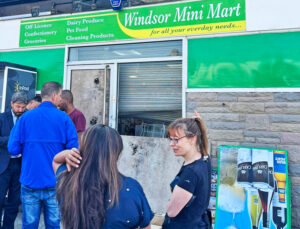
[19, 0, 245, 47]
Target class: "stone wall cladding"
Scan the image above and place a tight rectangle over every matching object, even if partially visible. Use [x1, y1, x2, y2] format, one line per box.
[186, 92, 300, 229]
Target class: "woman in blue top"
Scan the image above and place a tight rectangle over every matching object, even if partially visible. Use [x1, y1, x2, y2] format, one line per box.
[162, 111, 211, 229]
[52, 124, 153, 229]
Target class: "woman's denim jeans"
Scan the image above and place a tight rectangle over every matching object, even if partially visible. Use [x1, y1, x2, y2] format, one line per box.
[21, 185, 60, 229]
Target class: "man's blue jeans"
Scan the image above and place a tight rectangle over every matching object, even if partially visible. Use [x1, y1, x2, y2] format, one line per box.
[21, 185, 60, 229]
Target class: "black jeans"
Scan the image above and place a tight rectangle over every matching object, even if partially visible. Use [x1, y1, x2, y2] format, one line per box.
[0, 158, 21, 229]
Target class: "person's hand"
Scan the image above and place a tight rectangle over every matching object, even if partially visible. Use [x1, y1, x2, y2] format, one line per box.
[65, 148, 82, 172]
[193, 109, 200, 119]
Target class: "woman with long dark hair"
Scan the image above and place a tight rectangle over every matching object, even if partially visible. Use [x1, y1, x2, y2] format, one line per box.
[162, 111, 211, 229]
[53, 124, 153, 229]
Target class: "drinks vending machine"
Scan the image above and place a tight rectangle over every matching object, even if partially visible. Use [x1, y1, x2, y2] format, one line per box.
[215, 146, 290, 229]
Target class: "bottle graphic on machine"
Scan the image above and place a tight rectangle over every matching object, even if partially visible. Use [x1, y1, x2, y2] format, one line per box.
[268, 150, 275, 189]
[252, 149, 269, 189]
[252, 149, 273, 228]
[248, 189, 262, 229]
[273, 151, 287, 203]
[237, 148, 252, 188]
[272, 184, 287, 229]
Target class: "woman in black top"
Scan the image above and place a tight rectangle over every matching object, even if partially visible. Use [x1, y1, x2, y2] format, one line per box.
[162, 110, 211, 229]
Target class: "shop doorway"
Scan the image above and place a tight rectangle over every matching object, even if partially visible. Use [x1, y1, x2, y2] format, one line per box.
[66, 65, 115, 129]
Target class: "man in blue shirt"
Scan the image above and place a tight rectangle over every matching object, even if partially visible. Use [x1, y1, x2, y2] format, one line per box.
[8, 82, 78, 229]
[0, 92, 27, 229]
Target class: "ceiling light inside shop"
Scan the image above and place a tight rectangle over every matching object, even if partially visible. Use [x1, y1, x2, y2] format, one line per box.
[129, 75, 138, 79]
[130, 50, 141, 55]
[167, 64, 181, 68]
[113, 51, 125, 56]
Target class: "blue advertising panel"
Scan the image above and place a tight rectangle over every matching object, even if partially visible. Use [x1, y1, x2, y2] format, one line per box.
[2, 67, 37, 112]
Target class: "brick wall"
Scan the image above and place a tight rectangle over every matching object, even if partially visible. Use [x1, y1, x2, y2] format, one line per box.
[186, 92, 300, 229]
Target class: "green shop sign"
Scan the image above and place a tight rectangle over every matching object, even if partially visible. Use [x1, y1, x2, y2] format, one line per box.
[19, 0, 245, 47]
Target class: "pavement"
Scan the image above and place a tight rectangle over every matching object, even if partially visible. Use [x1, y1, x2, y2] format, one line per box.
[14, 211, 162, 228]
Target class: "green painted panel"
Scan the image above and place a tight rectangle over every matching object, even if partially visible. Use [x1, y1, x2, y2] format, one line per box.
[0, 49, 65, 90]
[188, 32, 300, 88]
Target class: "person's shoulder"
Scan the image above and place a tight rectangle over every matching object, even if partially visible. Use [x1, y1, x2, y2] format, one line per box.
[186, 157, 211, 174]
[21, 106, 42, 118]
[74, 109, 85, 117]
[182, 165, 198, 178]
[53, 107, 70, 119]
[0, 111, 9, 118]
[122, 176, 143, 192]
[194, 156, 211, 166]
[19, 109, 32, 120]
[0, 111, 9, 123]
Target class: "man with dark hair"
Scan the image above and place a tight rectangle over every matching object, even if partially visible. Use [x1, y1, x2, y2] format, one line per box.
[0, 92, 27, 229]
[60, 90, 86, 141]
[26, 95, 42, 111]
[8, 82, 78, 229]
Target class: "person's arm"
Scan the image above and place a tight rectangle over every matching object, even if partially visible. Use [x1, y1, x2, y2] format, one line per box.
[75, 113, 86, 145]
[0, 135, 9, 149]
[166, 185, 193, 218]
[7, 122, 22, 156]
[77, 131, 84, 145]
[52, 148, 81, 174]
[65, 117, 79, 149]
[141, 225, 151, 229]
[0, 121, 9, 154]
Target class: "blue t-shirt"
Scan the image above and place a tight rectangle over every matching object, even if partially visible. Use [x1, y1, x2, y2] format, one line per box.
[8, 101, 78, 189]
[57, 164, 154, 229]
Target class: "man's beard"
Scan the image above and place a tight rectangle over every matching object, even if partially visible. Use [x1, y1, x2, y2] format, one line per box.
[14, 112, 24, 117]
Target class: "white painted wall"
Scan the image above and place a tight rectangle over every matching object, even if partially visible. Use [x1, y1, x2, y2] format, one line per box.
[246, 0, 300, 31]
[0, 20, 20, 50]
[0, 0, 300, 50]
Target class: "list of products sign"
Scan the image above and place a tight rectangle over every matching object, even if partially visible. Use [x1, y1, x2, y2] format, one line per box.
[20, 15, 115, 46]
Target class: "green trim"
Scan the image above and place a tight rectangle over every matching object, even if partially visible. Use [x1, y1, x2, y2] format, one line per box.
[188, 31, 300, 88]
[0, 49, 65, 90]
[214, 147, 222, 229]
[286, 152, 291, 229]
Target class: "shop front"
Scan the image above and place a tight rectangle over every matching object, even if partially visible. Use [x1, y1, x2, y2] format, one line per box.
[0, 0, 300, 227]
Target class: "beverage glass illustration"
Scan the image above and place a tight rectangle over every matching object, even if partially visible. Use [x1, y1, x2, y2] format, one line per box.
[218, 183, 246, 229]
[273, 151, 286, 203]
[248, 189, 262, 229]
[237, 148, 252, 188]
[258, 188, 274, 228]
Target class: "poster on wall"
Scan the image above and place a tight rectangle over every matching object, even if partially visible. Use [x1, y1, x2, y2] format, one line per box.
[215, 146, 290, 229]
[2, 67, 37, 112]
[209, 169, 218, 229]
